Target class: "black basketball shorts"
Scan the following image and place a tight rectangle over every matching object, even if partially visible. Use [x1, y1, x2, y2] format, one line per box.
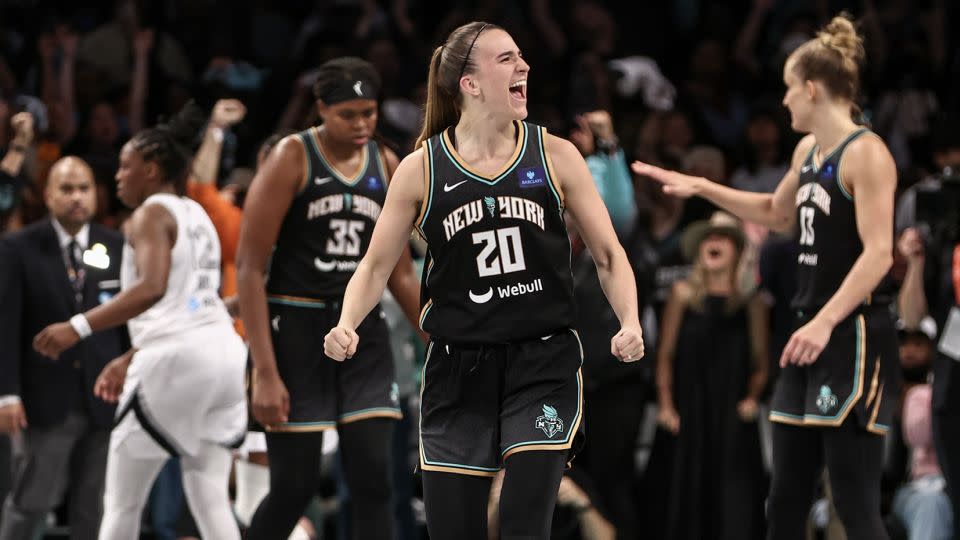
[770, 306, 899, 435]
[418, 329, 586, 477]
[252, 296, 401, 432]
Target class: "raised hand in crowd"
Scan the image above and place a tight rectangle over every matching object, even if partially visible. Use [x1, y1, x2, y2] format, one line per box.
[211, 98, 247, 129]
[10, 111, 34, 147]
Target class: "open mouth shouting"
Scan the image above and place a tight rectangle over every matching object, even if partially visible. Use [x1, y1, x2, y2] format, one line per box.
[509, 79, 527, 103]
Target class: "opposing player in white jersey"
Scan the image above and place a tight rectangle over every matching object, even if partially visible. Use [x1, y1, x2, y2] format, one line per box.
[34, 105, 246, 540]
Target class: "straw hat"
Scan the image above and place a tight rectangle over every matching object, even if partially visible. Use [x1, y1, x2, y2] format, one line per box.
[680, 211, 746, 261]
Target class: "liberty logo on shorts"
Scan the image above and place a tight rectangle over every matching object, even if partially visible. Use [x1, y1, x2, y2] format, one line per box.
[816, 385, 838, 413]
[484, 196, 497, 218]
[535, 404, 564, 438]
[390, 382, 399, 406]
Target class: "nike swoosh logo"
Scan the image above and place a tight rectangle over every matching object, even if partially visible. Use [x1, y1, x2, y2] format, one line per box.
[315, 176, 334, 185]
[443, 180, 468, 192]
[800, 165, 812, 174]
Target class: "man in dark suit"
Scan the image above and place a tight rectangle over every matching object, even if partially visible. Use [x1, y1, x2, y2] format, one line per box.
[0, 156, 128, 539]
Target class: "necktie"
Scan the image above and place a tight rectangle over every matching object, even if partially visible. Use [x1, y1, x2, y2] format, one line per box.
[67, 239, 85, 305]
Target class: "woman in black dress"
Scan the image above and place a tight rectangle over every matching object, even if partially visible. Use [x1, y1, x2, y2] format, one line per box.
[655, 211, 768, 540]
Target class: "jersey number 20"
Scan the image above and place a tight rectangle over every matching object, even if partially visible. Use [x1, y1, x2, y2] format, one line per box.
[472, 226, 526, 277]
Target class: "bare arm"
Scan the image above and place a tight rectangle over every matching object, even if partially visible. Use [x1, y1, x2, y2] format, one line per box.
[1, 113, 33, 177]
[326, 150, 424, 359]
[236, 136, 304, 426]
[632, 135, 815, 232]
[782, 136, 897, 366]
[733, 0, 773, 76]
[745, 294, 770, 401]
[84, 204, 175, 331]
[529, 0, 567, 58]
[236, 137, 303, 377]
[380, 148, 426, 337]
[128, 29, 153, 136]
[655, 281, 687, 434]
[56, 27, 78, 144]
[33, 204, 176, 359]
[549, 134, 643, 361]
[896, 228, 928, 327]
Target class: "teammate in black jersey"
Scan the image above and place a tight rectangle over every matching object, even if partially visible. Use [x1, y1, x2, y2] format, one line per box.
[236, 57, 422, 540]
[323, 22, 644, 539]
[634, 15, 897, 540]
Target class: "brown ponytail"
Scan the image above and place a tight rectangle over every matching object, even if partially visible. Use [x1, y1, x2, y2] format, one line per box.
[788, 13, 865, 113]
[414, 21, 502, 149]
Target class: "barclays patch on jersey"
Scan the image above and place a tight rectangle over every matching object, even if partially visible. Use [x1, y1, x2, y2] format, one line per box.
[819, 163, 836, 180]
[517, 167, 546, 188]
[366, 176, 381, 190]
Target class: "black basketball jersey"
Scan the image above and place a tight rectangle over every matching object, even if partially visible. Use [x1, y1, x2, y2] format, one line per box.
[792, 128, 888, 311]
[265, 128, 388, 299]
[416, 121, 576, 344]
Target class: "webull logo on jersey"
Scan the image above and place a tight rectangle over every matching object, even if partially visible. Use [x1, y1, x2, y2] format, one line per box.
[314, 257, 359, 272]
[306, 193, 382, 221]
[442, 196, 546, 240]
[468, 277, 544, 304]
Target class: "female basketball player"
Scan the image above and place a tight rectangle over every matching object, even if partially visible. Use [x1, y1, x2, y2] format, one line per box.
[323, 22, 644, 538]
[236, 57, 422, 539]
[33, 105, 246, 539]
[632, 15, 897, 540]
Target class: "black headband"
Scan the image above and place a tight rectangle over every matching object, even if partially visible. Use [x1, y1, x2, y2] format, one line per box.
[459, 24, 488, 82]
[319, 77, 380, 105]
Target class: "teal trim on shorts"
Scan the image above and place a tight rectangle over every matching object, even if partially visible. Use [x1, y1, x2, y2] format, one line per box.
[338, 407, 402, 421]
[500, 367, 583, 457]
[267, 297, 328, 309]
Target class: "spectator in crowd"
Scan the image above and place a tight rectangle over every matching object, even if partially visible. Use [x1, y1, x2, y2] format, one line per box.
[653, 211, 768, 540]
[898, 316, 938, 387]
[893, 383, 953, 540]
[634, 108, 697, 168]
[569, 220, 647, 539]
[897, 220, 960, 540]
[0, 110, 33, 233]
[569, 110, 637, 236]
[185, 98, 249, 324]
[0, 156, 128, 540]
[731, 103, 792, 194]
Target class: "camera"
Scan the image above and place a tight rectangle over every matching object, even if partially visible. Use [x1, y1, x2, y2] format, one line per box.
[915, 167, 960, 246]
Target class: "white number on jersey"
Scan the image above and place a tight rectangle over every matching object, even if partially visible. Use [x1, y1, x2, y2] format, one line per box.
[187, 226, 219, 270]
[327, 219, 365, 256]
[799, 207, 816, 246]
[472, 226, 527, 277]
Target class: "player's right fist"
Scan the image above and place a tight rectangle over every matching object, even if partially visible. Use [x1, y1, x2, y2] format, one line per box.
[324, 326, 359, 361]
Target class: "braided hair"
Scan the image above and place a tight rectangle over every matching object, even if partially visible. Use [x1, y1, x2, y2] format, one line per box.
[127, 101, 206, 195]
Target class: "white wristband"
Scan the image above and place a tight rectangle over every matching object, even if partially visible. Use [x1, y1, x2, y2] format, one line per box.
[69, 314, 93, 339]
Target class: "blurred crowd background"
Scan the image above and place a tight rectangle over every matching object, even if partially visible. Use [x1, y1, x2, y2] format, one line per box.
[2, 0, 960, 539]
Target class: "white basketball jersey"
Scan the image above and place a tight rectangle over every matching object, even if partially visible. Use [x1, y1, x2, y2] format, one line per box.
[122, 193, 231, 348]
